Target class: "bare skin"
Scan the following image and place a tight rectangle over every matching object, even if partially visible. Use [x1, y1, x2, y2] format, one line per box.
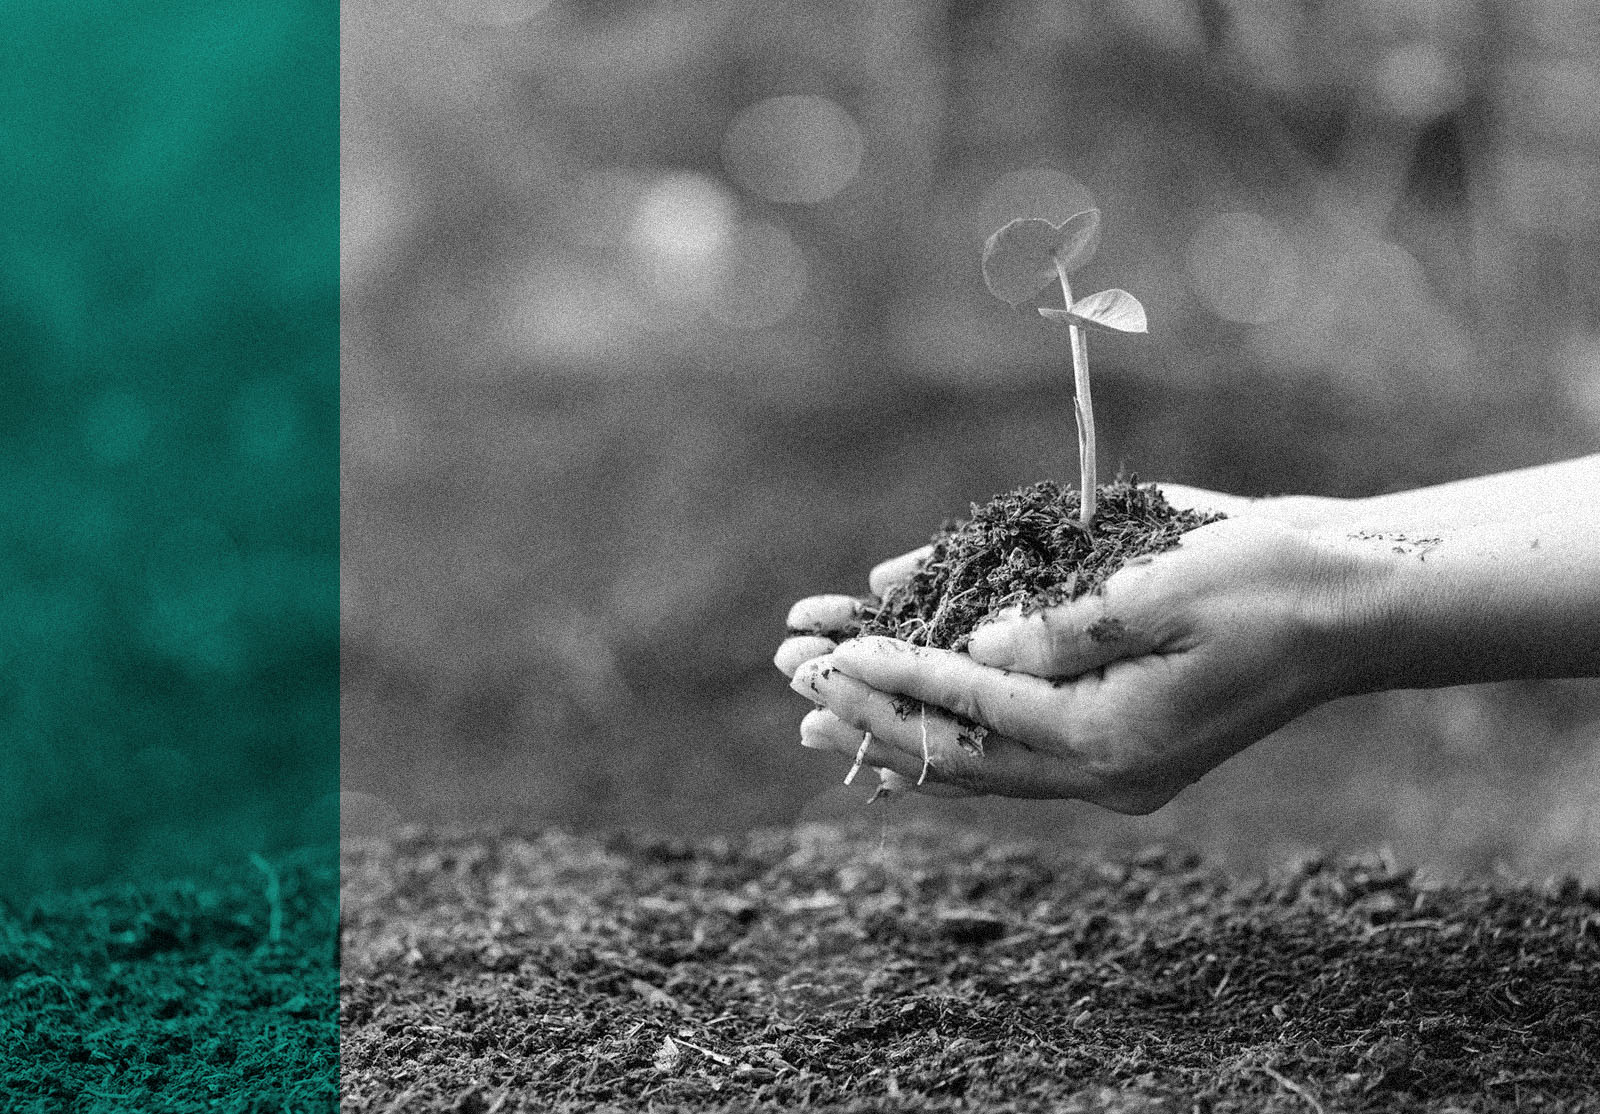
[777, 454, 1600, 812]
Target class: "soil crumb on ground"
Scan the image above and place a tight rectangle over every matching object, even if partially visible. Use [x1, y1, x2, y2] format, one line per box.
[0, 847, 338, 1112]
[852, 481, 1221, 650]
[339, 823, 1600, 1113]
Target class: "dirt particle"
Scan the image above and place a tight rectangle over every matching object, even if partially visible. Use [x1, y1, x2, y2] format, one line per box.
[1086, 617, 1127, 644]
[955, 727, 986, 756]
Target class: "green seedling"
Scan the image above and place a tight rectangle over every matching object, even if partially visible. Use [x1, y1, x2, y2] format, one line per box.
[982, 209, 1147, 530]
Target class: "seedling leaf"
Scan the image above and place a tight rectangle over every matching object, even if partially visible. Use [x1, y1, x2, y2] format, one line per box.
[981, 210, 1102, 306]
[1039, 288, 1147, 334]
[1052, 208, 1101, 274]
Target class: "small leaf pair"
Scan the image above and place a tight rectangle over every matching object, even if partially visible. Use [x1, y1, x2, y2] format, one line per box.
[980, 207, 1148, 529]
[981, 210, 1147, 333]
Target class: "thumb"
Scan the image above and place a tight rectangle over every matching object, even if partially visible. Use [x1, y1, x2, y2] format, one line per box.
[966, 561, 1167, 678]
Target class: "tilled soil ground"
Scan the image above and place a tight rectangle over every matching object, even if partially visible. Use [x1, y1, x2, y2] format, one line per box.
[1, 847, 338, 1113]
[339, 822, 1600, 1113]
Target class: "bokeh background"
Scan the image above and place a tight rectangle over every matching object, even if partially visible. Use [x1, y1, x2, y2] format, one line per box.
[2, 2, 338, 898]
[341, 0, 1600, 881]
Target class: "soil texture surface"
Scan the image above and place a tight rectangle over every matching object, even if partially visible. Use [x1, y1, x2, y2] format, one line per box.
[849, 480, 1222, 650]
[0, 847, 338, 1113]
[339, 823, 1600, 1113]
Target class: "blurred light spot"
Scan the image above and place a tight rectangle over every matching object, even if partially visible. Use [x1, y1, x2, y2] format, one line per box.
[1185, 212, 1303, 325]
[1249, 235, 1470, 394]
[232, 379, 300, 461]
[974, 168, 1094, 241]
[83, 391, 151, 465]
[1373, 43, 1465, 122]
[439, 0, 550, 27]
[710, 221, 808, 329]
[1555, 333, 1600, 432]
[721, 95, 863, 205]
[631, 172, 736, 307]
[1113, 0, 1205, 54]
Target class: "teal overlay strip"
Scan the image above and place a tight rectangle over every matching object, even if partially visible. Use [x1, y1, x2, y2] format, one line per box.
[0, 2, 337, 1108]
[0, 2, 338, 895]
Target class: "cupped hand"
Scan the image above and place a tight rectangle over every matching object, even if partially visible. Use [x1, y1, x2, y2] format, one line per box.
[775, 545, 955, 797]
[784, 513, 1368, 812]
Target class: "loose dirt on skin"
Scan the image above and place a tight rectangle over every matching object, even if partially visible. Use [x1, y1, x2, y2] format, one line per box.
[0, 847, 338, 1113]
[339, 823, 1600, 1113]
[846, 480, 1222, 651]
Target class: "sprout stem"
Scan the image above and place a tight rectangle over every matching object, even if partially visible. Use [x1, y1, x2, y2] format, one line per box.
[1056, 260, 1096, 530]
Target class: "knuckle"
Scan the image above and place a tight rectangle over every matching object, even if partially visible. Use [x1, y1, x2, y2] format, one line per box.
[1037, 609, 1089, 671]
[926, 747, 987, 793]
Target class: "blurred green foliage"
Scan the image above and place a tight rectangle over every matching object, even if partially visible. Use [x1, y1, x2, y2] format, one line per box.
[341, 0, 1599, 878]
[1, 2, 337, 896]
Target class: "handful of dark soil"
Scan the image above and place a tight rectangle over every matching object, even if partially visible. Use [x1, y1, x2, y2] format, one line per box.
[852, 479, 1223, 651]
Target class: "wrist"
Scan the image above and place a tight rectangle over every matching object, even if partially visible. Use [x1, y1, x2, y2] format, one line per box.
[1287, 529, 1398, 702]
[1316, 515, 1600, 692]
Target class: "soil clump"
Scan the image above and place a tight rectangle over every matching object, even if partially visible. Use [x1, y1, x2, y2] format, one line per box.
[849, 480, 1221, 650]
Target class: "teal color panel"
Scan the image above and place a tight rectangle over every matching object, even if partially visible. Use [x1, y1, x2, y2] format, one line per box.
[0, 2, 338, 1108]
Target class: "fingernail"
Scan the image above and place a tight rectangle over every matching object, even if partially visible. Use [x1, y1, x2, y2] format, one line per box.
[966, 619, 1018, 668]
[799, 721, 841, 750]
[785, 594, 860, 633]
[800, 708, 850, 751]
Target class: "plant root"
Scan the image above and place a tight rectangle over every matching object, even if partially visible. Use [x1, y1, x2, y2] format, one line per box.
[916, 704, 931, 786]
[843, 731, 873, 786]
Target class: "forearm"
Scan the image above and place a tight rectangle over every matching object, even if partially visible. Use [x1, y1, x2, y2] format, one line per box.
[1255, 454, 1600, 532]
[1330, 510, 1600, 692]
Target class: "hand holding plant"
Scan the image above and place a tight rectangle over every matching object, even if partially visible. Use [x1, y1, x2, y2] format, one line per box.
[780, 457, 1600, 804]
[785, 512, 1360, 810]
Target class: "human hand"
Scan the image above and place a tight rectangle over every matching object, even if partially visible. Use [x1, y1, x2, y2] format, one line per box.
[775, 545, 971, 798]
[771, 480, 1251, 676]
[785, 514, 1366, 812]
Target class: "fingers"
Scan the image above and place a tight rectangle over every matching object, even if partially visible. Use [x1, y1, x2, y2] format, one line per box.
[964, 596, 1161, 678]
[963, 516, 1255, 677]
[792, 658, 972, 779]
[825, 636, 1075, 744]
[868, 545, 934, 597]
[774, 635, 837, 678]
[799, 710, 971, 797]
[791, 651, 1046, 794]
[786, 594, 862, 636]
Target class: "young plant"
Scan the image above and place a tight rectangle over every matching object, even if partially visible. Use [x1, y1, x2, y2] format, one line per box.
[981, 209, 1147, 530]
